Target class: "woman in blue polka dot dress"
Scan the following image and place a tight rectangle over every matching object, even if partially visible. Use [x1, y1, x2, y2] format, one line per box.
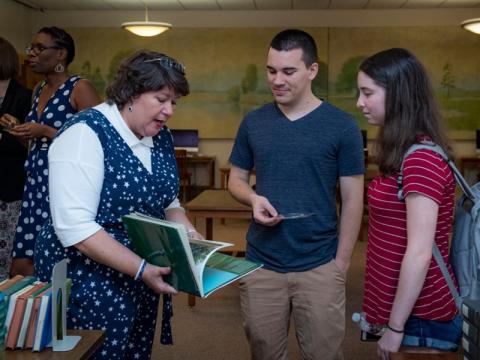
[34, 50, 203, 359]
[9, 27, 100, 276]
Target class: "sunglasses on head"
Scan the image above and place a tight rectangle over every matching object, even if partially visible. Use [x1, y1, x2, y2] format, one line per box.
[144, 56, 185, 75]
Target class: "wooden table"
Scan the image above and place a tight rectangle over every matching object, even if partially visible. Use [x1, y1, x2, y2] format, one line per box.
[6, 330, 105, 360]
[390, 352, 460, 360]
[219, 165, 256, 190]
[185, 189, 252, 240]
[185, 189, 252, 306]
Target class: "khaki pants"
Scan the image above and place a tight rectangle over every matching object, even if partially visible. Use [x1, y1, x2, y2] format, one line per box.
[239, 260, 346, 360]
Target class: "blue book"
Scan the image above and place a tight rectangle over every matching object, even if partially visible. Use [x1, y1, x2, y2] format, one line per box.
[33, 289, 52, 352]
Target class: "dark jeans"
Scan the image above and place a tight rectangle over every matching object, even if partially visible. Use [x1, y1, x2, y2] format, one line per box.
[401, 314, 462, 351]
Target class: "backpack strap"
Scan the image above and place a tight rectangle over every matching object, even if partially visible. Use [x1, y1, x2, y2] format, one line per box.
[397, 141, 476, 309]
[397, 142, 475, 202]
[432, 242, 462, 309]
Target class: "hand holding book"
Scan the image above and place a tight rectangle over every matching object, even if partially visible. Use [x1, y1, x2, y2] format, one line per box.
[123, 212, 262, 298]
[186, 229, 204, 240]
[141, 264, 178, 295]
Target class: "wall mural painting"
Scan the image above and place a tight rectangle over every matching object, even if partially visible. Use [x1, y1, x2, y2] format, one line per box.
[67, 27, 480, 140]
[328, 27, 480, 140]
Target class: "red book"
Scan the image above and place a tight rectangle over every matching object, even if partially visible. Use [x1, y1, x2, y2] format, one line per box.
[5, 282, 46, 349]
[24, 286, 51, 349]
[0, 275, 24, 291]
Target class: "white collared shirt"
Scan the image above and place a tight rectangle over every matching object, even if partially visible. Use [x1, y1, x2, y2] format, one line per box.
[48, 102, 181, 247]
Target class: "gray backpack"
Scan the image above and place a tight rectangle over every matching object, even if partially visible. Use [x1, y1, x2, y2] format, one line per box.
[398, 142, 480, 309]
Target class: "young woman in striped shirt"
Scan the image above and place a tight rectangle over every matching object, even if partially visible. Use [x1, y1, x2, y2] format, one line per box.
[356, 48, 461, 360]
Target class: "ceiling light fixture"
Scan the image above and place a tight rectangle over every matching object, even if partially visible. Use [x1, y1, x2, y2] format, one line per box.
[121, 1, 171, 37]
[461, 18, 480, 35]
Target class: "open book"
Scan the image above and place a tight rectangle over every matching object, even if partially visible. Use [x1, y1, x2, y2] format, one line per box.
[122, 212, 262, 298]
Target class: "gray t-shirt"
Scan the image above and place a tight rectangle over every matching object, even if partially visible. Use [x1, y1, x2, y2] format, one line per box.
[229, 101, 365, 272]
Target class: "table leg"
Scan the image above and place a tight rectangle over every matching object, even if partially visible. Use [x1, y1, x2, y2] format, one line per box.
[206, 217, 213, 240]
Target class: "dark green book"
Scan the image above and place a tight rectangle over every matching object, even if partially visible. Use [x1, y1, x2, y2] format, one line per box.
[122, 213, 262, 298]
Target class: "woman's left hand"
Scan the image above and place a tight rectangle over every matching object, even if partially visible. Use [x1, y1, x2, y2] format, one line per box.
[141, 263, 178, 295]
[187, 229, 205, 240]
[8, 122, 47, 140]
[377, 329, 404, 360]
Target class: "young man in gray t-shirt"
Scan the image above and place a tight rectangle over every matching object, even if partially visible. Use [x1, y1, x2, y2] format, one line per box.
[228, 29, 365, 360]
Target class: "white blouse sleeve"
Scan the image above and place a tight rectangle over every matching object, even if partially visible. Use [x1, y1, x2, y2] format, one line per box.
[48, 123, 104, 247]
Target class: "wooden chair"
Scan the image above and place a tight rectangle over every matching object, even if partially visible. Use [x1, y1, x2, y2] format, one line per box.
[174, 149, 191, 203]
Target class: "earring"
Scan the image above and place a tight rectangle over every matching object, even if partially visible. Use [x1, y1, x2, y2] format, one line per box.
[54, 63, 65, 73]
[128, 105, 133, 112]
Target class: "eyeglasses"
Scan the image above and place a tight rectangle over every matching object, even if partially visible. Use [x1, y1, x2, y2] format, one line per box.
[144, 57, 186, 75]
[25, 44, 61, 55]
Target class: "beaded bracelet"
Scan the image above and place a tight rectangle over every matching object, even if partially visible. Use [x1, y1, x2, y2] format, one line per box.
[134, 259, 147, 281]
[386, 324, 404, 334]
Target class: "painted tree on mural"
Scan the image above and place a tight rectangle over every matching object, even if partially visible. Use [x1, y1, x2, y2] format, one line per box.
[336, 55, 367, 94]
[107, 50, 134, 83]
[312, 60, 328, 98]
[441, 62, 455, 98]
[80, 61, 106, 97]
[241, 64, 258, 94]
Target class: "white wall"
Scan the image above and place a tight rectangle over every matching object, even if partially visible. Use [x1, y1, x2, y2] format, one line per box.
[1, 0, 32, 51]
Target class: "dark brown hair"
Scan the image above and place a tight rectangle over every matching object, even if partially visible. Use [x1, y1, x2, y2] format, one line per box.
[359, 48, 452, 176]
[0, 37, 19, 80]
[106, 50, 189, 109]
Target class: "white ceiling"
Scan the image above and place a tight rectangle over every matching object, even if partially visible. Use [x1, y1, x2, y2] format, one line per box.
[13, 0, 480, 11]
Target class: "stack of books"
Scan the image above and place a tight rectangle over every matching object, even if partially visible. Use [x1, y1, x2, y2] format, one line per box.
[0, 275, 71, 352]
[461, 299, 480, 359]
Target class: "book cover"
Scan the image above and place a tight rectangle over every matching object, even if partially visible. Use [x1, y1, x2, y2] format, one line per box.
[1, 276, 35, 301]
[4, 282, 37, 333]
[122, 212, 262, 298]
[24, 285, 51, 349]
[5, 282, 46, 349]
[17, 283, 50, 349]
[463, 334, 480, 360]
[463, 317, 480, 345]
[0, 275, 23, 292]
[33, 288, 53, 352]
[0, 292, 5, 350]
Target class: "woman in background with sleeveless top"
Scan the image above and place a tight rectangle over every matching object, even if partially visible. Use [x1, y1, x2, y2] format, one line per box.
[0, 37, 32, 281]
[8, 27, 100, 276]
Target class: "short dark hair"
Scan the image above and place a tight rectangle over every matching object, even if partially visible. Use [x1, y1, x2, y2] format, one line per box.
[0, 37, 19, 80]
[359, 48, 452, 175]
[106, 50, 189, 109]
[270, 29, 318, 67]
[37, 26, 75, 65]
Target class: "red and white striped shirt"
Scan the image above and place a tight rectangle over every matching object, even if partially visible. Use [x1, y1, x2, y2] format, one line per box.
[363, 148, 458, 324]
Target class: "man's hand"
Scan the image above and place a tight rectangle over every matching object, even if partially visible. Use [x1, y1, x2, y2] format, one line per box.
[251, 194, 282, 226]
[333, 257, 349, 275]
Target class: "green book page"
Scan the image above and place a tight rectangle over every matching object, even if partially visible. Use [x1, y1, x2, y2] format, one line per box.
[122, 216, 200, 296]
[206, 252, 262, 275]
[202, 253, 262, 297]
